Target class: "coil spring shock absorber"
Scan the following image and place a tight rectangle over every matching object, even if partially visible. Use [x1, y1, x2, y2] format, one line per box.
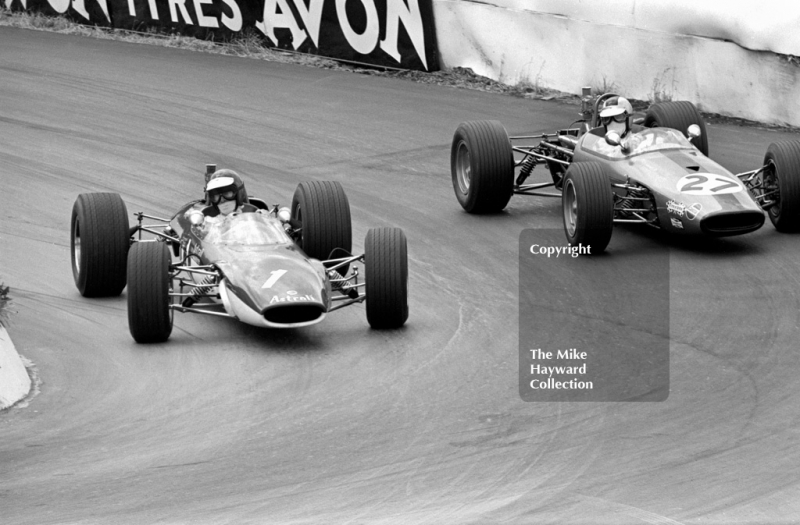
[516, 155, 537, 185]
[327, 269, 359, 299]
[182, 275, 217, 307]
[617, 195, 636, 213]
[617, 185, 654, 219]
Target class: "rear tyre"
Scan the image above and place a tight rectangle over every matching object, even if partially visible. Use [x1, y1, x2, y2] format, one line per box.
[644, 101, 709, 157]
[291, 181, 352, 274]
[365, 227, 408, 329]
[127, 242, 173, 343]
[764, 141, 800, 232]
[451, 120, 514, 213]
[70, 192, 130, 297]
[562, 163, 614, 253]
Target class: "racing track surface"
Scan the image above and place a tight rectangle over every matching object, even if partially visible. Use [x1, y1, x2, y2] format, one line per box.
[2, 27, 800, 524]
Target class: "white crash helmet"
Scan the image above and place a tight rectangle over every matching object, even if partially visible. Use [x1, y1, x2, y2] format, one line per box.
[601, 96, 633, 116]
[599, 96, 633, 131]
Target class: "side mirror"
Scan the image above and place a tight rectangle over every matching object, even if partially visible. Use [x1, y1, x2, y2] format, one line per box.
[687, 124, 702, 139]
[605, 131, 630, 153]
[277, 207, 291, 222]
[605, 131, 622, 146]
[189, 210, 205, 226]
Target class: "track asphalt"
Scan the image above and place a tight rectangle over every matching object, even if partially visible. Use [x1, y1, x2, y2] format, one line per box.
[2, 26, 800, 524]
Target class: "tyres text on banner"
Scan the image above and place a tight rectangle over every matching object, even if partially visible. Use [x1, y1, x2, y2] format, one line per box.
[6, 0, 438, 71]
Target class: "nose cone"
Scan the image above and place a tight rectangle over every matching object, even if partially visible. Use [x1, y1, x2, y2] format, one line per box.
[221, 247, 331, 327]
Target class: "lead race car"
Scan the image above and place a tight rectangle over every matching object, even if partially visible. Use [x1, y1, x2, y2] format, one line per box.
[70, 165, 409, 343]
[451, 88, 800, 252]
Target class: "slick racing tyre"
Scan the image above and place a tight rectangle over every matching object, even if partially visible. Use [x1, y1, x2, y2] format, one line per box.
[127, 242, 173, 343]
[644, 101, 709, 157]
[365, 227, 408, 329]
[70, 192, 130, 297]
[451, 120, 514, 213]
[763, 140, 800, 232]
[291, 181, 352, 273]
[562, 163, 614, 253]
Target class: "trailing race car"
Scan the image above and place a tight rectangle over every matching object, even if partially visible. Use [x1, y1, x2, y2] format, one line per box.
[451, 89, 800, 252]
[70, 166, 409, 343]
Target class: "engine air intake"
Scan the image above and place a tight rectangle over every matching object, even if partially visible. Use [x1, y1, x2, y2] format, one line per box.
[264, 305, 324, 324]
[700, 211, 765, 236]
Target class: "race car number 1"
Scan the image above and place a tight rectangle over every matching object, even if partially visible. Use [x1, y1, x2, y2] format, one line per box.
[677, 173, 742, 195]
[262, 269, 287, 289]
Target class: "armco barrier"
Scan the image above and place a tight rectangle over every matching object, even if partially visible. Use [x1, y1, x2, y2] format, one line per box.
[433, 0, 800, 127]
[6, 0, 438, 71]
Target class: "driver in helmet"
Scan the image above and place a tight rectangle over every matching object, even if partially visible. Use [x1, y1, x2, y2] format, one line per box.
[599, 96, 635, 137]
[204, 169, 256, 217]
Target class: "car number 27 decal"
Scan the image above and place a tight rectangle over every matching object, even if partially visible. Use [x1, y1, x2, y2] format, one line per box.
[676, 173, 743, 195]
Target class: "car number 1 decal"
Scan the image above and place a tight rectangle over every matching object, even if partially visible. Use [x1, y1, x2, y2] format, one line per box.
[262, 269, 288, 289]
[677, 173, 742, 195]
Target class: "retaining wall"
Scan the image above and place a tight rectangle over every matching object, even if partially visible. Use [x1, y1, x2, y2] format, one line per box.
[433, 0, 800, 127]
[0, 327, 30, 409]
[6, 0, 800, 124]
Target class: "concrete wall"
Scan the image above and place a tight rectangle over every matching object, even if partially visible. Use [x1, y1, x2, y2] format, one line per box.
[0, 327, 31, 409]
[433, 0, 800, 127]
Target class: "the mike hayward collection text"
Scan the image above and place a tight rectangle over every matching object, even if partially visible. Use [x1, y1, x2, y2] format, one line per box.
[528, 348, 593, 390]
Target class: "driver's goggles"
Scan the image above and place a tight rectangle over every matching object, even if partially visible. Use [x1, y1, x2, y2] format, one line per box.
[209, 189, 236, 204]
[601, 113, 628, 125]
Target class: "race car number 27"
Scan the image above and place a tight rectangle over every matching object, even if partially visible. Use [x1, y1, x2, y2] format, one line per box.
[677, 173, 742, 195]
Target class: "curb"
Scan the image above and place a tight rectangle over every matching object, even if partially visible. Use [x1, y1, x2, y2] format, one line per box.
[0, 326, 31, 409]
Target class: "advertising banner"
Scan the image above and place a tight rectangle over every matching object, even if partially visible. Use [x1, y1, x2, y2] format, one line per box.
[6, 0, 438, 71]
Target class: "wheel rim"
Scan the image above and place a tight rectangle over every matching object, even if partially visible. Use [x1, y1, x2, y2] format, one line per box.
[563, 180, 578, 237]
[764, 160, 782, 218]
[168, 273, 175, 325]
[295, 205, 303, 246]
[72, 219, 81, 274]
[455, 141, 471, 194]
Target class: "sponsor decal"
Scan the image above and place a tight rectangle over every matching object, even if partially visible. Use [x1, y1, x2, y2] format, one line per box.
[670, 218, 684, 229]
[666, 200, 685, 217]
[11, 0, 437, 71]
[270, 290, 314, 304]
[666, 200, 702, 220]
[677, 173, 743, 195]
[685, 202, 702, 220]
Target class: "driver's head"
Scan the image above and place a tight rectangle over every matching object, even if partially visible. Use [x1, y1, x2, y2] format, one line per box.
[205, 169, 248, 215]
[599, 96, 633, 136]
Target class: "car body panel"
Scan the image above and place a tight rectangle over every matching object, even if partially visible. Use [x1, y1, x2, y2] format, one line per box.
[170, 201, 331, 328]
[573, 128, 765, 235]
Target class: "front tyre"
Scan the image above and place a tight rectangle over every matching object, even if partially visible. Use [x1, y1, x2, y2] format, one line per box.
[562, 163, 614, 253]
[764, 141, 800, 232]
[644, 101, 709, 157]
[291, 181, 352, 273]
[365, 228, 408, 329]
[451, 120, 514, 213]
[70, 192, 130, 297]
[127, 242, 173, 343]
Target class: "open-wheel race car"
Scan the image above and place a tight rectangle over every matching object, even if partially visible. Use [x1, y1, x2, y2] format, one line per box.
[451, 88, 800, 252]
[70, 165, 409, 343]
